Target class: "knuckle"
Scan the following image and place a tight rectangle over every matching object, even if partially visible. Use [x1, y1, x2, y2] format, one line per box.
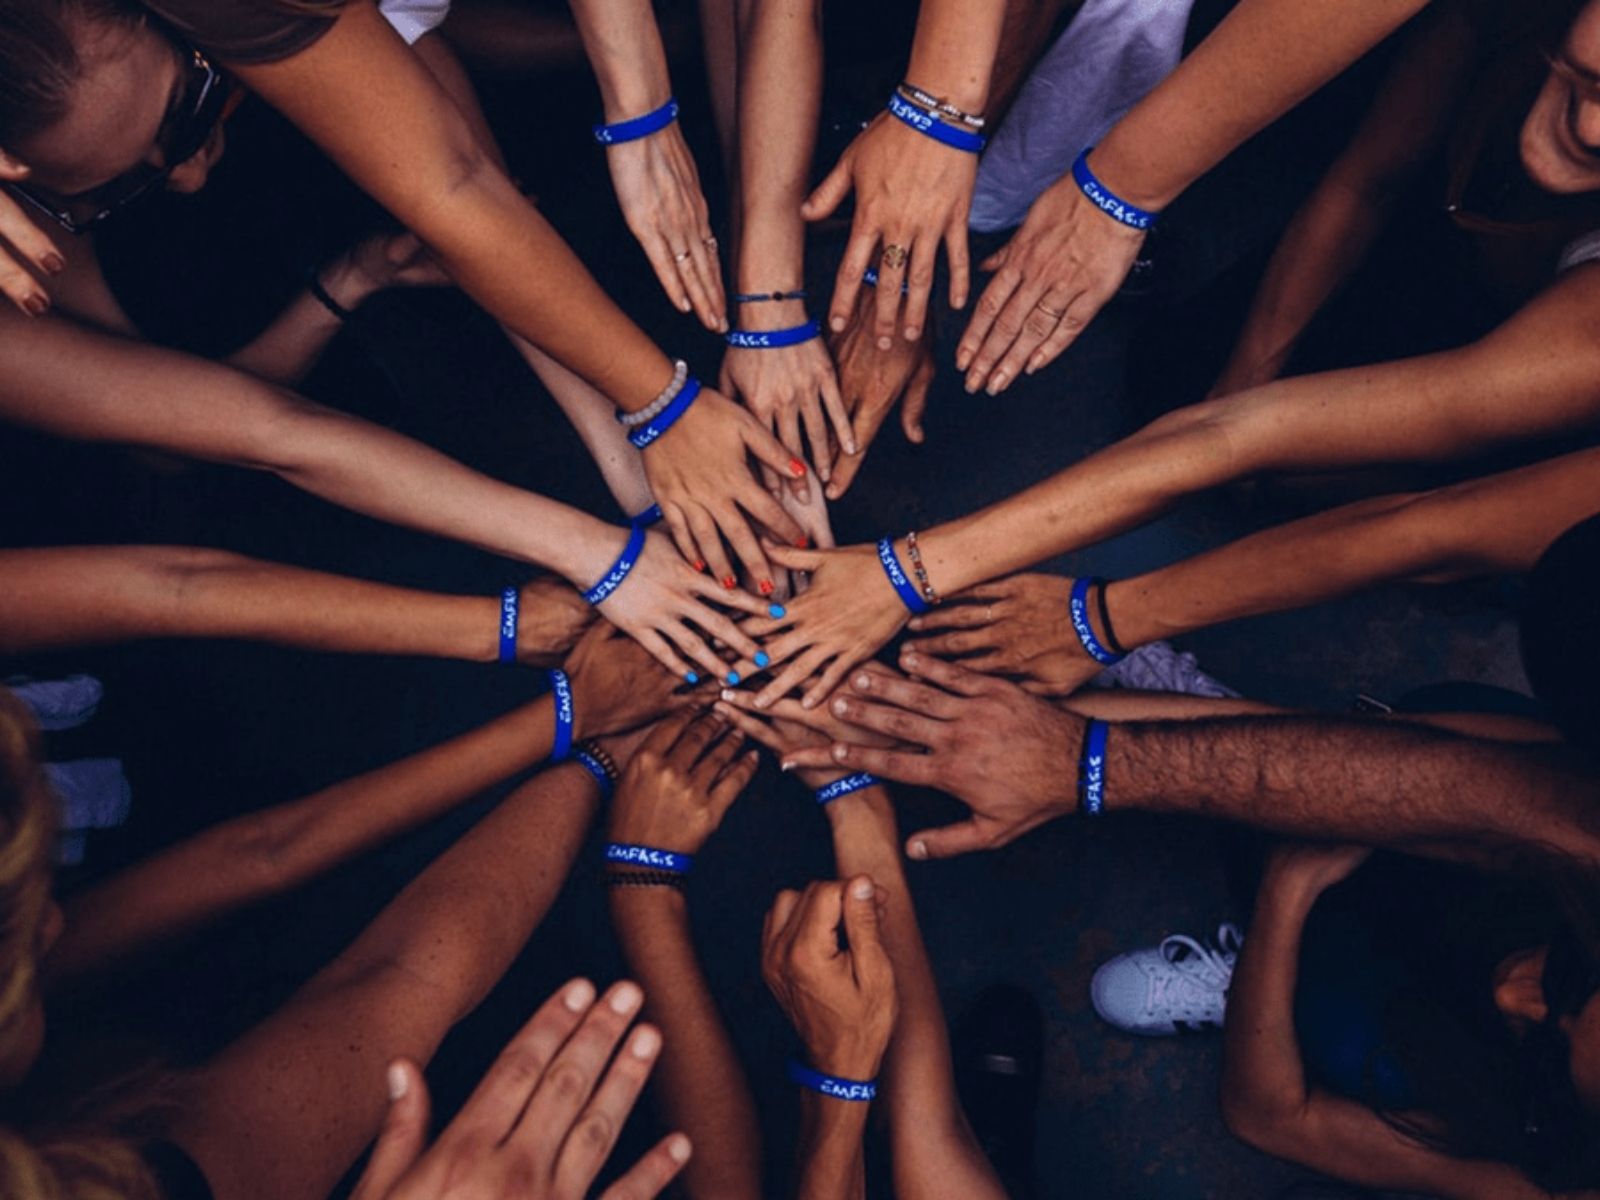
[575, 1111, 617, 1153]
[546, 1060, 590, 1102]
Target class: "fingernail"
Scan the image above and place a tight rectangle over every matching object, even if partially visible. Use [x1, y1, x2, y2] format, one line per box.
[768, 603, 787, 618]
[717, 319, 729, 333]
[42, 253, 65, 275]
[668, 1134, 693, 1164]
[756, 695, 772, 710]
[832, 743, 849, 761]
[854, 673, 871, 690]
[610, 981, 644, 1015]
[905, 326, 920, 340]
[685, 672, 699, 685]
[722, 576, 737, 589]
[726, 671, 741, 686]
[564, 978, 597, 1012]
[845, 441, 858, 455]
[832, 698, 849, 716]
[789, 459, 806, 478]
[24, 294, 47, 316]
[386, 1062, 409, 1101]
[877, 336, 893, 351]
[758, 579, 774, 596]
[631, 1026, 662, 1059]
[679, 299, 692, 312]
[831, 317, 846, 332]
[795, 536, 810, 549]
[909, 839, 929, 860]
[903, 652, 920, 669]
[851, 877, 875, 900]
[987, 373, 1008, 395]
[693, 560, 707, 572]
[754, 651, 770, 668]
[780, 760, 794, 772]
[720, 688, 737, 702]
[908, 618, 924, 630]
[964, 377, 979, 395]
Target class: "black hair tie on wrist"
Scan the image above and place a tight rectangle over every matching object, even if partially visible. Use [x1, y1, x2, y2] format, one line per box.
[308, 273, 354, 322]
[1094, 580, 1129, 658]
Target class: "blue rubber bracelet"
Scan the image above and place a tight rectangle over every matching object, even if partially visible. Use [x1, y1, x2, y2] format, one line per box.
[629, 376, 703, 450]
[1068, 577, 1125, 666]
[814, 772, 879, 806]
[861, 267, 909, 295]
[594, 97, 679, 146]
[573, 749, 614, 800]
[1070, 147, 1158, 231]
[1079, 719, 1109, 816]
[787, 1059, 878, 1102]
[632, 503, 664, 528]
[548, 668, 575, 762]
[582, 523, 648, 607]
[498, 586, 519, 665]
[887, 92, 987, 154]
[877, 537, 930, 616]
[725, 320, 821, 350]
[604, 842, 693, 874]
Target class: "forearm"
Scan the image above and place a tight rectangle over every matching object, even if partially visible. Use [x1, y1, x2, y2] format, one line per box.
[903, 0, 1008, 113]
[52, 697, 560, 983]
[223, 256, 376, 386]
[794, 1097, 868, 1200]
[611, 889, 763, 1199]
[1088, 0, 1431, 210]
[0, 545, 504, 661]
[1106, 715, 1600, 867]
[569, 0, 674, 120]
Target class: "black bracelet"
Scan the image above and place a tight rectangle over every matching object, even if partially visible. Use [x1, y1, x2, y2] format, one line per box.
[574, 739, 620, 785]
[1094, 580, 1129, 657]
[308, 273, 354, 322]
[603, 868, 687, 890]
[733, 289, 809, 304]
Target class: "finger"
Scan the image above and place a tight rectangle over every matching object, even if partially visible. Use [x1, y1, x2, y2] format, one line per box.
[691, 605, 763, 663]
[841, 875, 893, 988]
[661, 619, 731, 684]
[793, 880, 846, 960]
[826, 692, 945, 747]
[765, 888, 805, 956]
[634, 627, 704, 685]
[903, 602, 999, 633]
[873, 234, 910, 348]
[1024, 286, 1111, 376]
[900, 358, 933, 445]
[515, 980, 645, 1150]
[349, 1059, 433, 1200]
[687, 571, 774, 620]
[966, 275, 1060, 396]
[802, 153, 854, 223]
[719, 688, 839, 738]
[845, 666, 964, 718]
[777, 404, 812, 498]
[900, 627, 1002, 658]
[684, 221, 726, 332]
[805, 742, 938, 788]
[638, 708, 700, 759]
[946, 218, 972, 311]
[709, 504, 774, 596]
[637, 228, 695, 317]
[988, 286, 1080, 395]
[800, 649, 874, 710]
[661, 503, 705, 574]
[829, 227, 879, 334]
[905, 818, 997, 861]
[899, 648, 999, 697]
[596, 1133, 693, 1200]
[901, 236, 937, 342]
[750, 646, 830, 710]
[740, 415, 813, 508]
[956, 257, 1022, 376]
[712, 701, 789, 755]
[797, 391, 831, 488]
[737, 485, 807, 562]
[684, 505, 738, 594]
[817, 365, 856, 458]
[671, 708, 732, 765]
[450, 978, 596, 1144]
[709, 747, 761, 807]
[691, 721, 747, 784]
[552, 1022, 665, 1195]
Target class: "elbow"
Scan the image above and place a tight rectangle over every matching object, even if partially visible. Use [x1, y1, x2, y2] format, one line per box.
[237, 388, 350, 480]
[1219, 1081, 1305, 1158]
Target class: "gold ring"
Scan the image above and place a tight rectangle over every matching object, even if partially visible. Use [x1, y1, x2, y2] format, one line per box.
[881, 244, 908, 270]
[1037, 302, 1066, 319]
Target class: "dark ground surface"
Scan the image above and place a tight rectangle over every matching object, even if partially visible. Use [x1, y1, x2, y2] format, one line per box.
[0, 5, 1542, 1198]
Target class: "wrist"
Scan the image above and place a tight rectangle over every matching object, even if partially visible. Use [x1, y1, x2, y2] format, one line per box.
[1082, 137, 1178, 214]
[316, 257, 377, 312]
[1259, 862, 1333, 912]
[804, 1037, 886, 1083]
[556, 518, 631, 591]
[734, 297, 811, 332]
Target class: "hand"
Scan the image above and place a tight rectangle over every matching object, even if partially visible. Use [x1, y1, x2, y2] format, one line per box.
[956, 166, 1147, 395]
[728, 541, 911, 710]
[563, 621, 695, 740]
[0, 188, 64, 316]
[720, 321, 852, 500]
[807, 113, 976, 351]
[779, 650, 1086, 861]
[713, 669, 906, 790]
[643, 388, 808, 594]
[904, 574, 1104, 696]
[606, 124, 726, 331]
[607, 710, 761, 856]
[512, 576, 597, 667]
[1263, 842, 1372, 897]
[351, 978, 689, 1200]
[824, 283, 935, 501]
[322, 232, 452, 309]
[765, 477, 836, 601]
[761, 877, 897, 1080]
[586, 527, 773, 683]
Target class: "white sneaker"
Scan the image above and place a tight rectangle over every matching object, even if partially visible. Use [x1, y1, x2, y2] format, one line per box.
[1090, 923, 1242, 1035]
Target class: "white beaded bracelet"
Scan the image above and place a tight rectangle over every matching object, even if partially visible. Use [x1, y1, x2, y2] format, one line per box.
[617, 360, 689, 429]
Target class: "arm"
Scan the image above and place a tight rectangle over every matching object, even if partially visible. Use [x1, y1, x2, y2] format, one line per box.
[1213, 6, 1479, 396]
[0, 546, 591, 665]
[794, 1097, 868, 1200]
[1220, 847, 1552, 1199]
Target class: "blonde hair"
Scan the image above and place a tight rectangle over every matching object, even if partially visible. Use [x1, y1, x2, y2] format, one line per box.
[0, 1127, 159, 1200]
[0, 687, 55, 1055]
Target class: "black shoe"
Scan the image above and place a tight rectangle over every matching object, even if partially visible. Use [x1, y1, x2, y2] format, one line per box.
[952, 984, 1044, 1200]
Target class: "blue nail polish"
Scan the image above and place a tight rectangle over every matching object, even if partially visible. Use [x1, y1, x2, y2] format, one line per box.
[754, 651, 770, 668]
[768, 603, 787, 618]
[685, 672, 699, 685]
[726, 672, 741, 686]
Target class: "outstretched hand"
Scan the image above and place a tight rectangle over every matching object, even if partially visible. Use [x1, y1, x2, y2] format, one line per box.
[563, 620, 697, 740]
[606, 710, 761, 857]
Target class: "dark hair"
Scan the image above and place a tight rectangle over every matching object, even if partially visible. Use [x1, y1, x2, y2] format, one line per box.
[1521, 510, 1600, 762]
[0, 0, 145, 150]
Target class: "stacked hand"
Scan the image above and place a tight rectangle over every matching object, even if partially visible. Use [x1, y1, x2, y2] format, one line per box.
[762, 878, 898, 1082]
[562, 621, 696, 740]
[510, 577, 597, 667]
[607, 711, 761, 858]
[352, 978, 689, 1200]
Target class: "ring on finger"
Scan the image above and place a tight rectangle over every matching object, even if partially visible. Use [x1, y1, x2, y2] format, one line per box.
[881, 243, 908, 270]
[703, 235, 718, 248]
[1036, 301, 1066, 320]
[674, 249, 692, 263]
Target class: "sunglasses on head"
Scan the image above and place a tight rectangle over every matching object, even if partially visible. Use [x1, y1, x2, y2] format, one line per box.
[4, 42, 232, 235]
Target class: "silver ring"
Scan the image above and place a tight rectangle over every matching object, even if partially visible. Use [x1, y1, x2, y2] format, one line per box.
[673, 250, 692, 264]
[703, 235, 718, 248]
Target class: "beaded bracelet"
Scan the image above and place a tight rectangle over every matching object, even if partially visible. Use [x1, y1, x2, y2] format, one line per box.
[814, 772, 879, 805]
[1068, 577, 1125, 666]
[603, 868, 687, 891]
[1078, 719, 1109, 816]
[581, 523, 648, 606]
[629, 377, 703, 450]
[548, 668, 575, 762]
[594, 97, 679, 146]
[572, 740, 617, 800]
[725, 320, 821, 350]
[617, 360, 688, 429]
[787, 1059, 878, 1102]
[734, 289, 808, 304]
[876, 537, 930, 616]
[1070, 147, 1159, 231]
[497, 587, 520, 665]
[896, 82, 985, 129]
[904, 531, 940, 607]
[887, 92, 987, 154]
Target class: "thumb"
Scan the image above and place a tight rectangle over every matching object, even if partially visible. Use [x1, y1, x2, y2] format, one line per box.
[900, 363, 933, 445]
[802, 156, 854, 222]
[841, 875, 891, 981]
[979, 240, 1012, 273]
[904, 819, 993, 862]
[350, 1060, 433, 1200]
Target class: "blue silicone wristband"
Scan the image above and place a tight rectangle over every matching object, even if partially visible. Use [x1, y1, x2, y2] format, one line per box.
[814, 772, 879, 806]
[877, 537, 930, 616]
[604, 842, 693, 874]
[594, 97, 679, 145]
[573, 749, 614, 800]
[498, 586, 519, 665]
[548, 669, 575, 762]
[1069, 576, 1125, 666]
[1070, 147, 1158, 231]
[629, 376, 703, 450]
[787, 1059, 878, 1102]
[887, 92, 987, 154]
[725, 320, 821, 350]
[862, 267, 909, 295]
[582, 523, 648, 607]
[1079, 718, 1109, 816]
[632, 503, 664, 528]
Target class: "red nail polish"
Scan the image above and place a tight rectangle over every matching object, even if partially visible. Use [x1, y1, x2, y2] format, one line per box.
[693, 559, 707, 572]
[722, 576, 737, 589]
[795, 536, 810, 549]
[789, 459, 806, 478]
[758, 579, 774, 596]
